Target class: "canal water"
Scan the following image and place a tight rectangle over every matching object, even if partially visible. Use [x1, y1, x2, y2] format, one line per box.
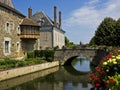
[1, 57, 93, 90]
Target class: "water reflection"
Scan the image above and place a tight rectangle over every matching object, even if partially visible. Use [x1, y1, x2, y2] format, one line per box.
[3, 57, 93, 90]
[71, 57, 91, 72]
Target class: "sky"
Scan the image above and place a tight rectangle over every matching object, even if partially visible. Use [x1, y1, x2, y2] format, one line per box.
[12, 0, 120, 44]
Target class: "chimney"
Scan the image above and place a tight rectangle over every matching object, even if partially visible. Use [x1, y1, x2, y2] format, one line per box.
[59, 11, 62, 29]
[28, 7, 32, 19]
[54, 6, 57, 27]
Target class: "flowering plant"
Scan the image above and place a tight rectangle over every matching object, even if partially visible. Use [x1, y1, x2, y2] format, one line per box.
[90, 48, 120, 90]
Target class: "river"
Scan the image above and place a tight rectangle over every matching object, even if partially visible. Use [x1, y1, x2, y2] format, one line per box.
[0, 57, 93, 90]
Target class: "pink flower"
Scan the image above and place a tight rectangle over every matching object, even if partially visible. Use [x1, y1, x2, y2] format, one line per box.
[90, 74, 96, 80]
[95, 83, 100, 87]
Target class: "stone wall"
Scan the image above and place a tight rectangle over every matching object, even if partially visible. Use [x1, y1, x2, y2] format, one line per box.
[0, 5, 25, 59]
[0, 66, 59, 90]
[40, 31, 52, 49]
[0, 61, 59, 81]
[53, 27, 65, 49]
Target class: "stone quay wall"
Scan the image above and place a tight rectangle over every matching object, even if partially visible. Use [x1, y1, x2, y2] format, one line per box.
[0, 61, 59, 81]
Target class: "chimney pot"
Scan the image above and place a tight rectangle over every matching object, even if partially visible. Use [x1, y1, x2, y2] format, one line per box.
[54, 6, 57, 27]
[59, 11, 62, 29]
[28, 7, 32, 19]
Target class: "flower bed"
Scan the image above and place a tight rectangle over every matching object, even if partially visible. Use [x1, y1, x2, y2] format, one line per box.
[90, 48, 120, 90]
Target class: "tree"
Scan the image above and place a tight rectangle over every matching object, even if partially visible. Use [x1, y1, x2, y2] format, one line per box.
[65, 36, 76, 48]
[65, 36, 70, 46]
[114, 18, 120, 46]
[89, 17, 116, 46]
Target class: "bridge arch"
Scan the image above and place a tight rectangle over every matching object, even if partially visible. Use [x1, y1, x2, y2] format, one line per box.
[54, 49, 96, 65]
[54, 49, 108, 66]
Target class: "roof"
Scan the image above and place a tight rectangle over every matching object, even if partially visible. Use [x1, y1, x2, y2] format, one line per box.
[20, 18, 40, 26]
[0, 1, 25, 17]
[0, 0, 14, 8]
[32, 12, 54, 26]
[32, 11, 65, 33]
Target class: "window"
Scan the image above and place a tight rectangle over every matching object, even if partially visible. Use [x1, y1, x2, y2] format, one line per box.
[5, 41, 9, 53]
[16, 42, 20, 52]
[4, 37, 11, 55]
[5, 21, 14, 33]
[17, 26, 20, 34]
[44, 32, 47, 41]
[6, 23, 9, 31]
[10, 21, 14, 31]
[5, 22, 10, 32]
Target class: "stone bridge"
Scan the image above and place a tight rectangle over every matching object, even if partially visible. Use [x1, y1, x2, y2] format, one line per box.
[54, 49, 108, 65]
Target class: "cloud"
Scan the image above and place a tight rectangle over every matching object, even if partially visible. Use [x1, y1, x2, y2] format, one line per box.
[63, 0, 120, 43]
[87, 0, 100, 5]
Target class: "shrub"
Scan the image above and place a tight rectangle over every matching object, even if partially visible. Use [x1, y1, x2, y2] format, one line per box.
[44, 50, 54, 61]
[16, 61, 27, 67]
[27, 51, 34, 58]
[54, 46, 59, 50]
[34, 50, 54, 62]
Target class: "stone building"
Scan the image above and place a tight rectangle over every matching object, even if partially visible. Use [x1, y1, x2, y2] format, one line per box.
[32, 6, 65, 49]
[0, 0, 40, 59]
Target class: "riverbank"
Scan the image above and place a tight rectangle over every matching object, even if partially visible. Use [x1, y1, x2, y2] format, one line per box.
[0, 66, 59, 90]
[0, 61, 59, 81]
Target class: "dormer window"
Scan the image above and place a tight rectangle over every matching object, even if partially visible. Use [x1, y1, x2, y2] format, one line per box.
[37, 18, 45, 25]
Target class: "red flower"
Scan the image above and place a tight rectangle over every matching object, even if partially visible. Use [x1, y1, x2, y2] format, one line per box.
[101, 71, 105, 74]
[104, 81, 108, 86]
[90, 74, 96, 80]
[106, 55, 112, 59]
[96, 76, 100, 81]
[95, 67, 101, 71]
[95, 83, 100, 87]
[109, 78, 114, 83]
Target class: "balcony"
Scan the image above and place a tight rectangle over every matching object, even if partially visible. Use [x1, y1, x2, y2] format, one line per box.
[20, 34, 40, 39]
[20, 25, 40, 39]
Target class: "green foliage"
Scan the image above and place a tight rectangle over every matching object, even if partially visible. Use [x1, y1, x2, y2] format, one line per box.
[16, 61, 27, 67]
[34, 50, 54, 62]
[65, 36, 70, 46]
[89, 17, 117, 46]
[34, 50, 44, 57]
[90, 48, 120, 89]
[0, 50, 54, 70]
[54, 46, 59, 50]
[0, 58, 17, 70]
[65, 36, 76, 48]
[27, 51, 35, 58]
[44, 50, 54, 62]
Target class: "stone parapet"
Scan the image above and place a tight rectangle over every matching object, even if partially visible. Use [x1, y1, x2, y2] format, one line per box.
[0, 61, 59, 81]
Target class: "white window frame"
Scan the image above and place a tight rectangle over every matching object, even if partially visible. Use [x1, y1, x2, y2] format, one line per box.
[17, 26, 21, 34]
[4, 37, 11, 56]
[16, 42, 20, 52]
[5, 21, 10, 33]
[10, 21, 14, 31]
